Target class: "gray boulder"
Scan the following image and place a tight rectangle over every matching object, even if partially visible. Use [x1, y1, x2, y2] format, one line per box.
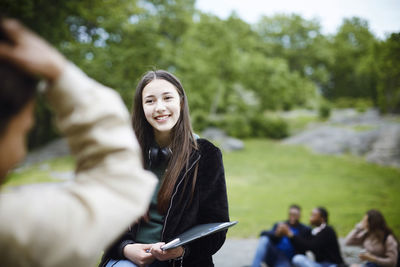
[366, 125, 400, 168]
[283, 122, 400, 168]
[201, 127, 227, 141]
[348, 130, 380, 156]
[220, 137, 245, 152]
[283, 126, 357, 155]
[201, 127, 244, 151]
[330, 108, 381, 125]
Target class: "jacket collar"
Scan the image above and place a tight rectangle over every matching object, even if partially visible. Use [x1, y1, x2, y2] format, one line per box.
[312, 223, 326, 235]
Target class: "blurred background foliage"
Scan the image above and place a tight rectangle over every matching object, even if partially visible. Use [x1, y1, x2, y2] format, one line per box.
[1, 0, 399, 146]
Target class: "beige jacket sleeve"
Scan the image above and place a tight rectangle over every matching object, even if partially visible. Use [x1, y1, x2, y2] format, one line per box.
[0, 63, 157, 267]
[345, 223, 367, 246]
[372, 235, 398, 267]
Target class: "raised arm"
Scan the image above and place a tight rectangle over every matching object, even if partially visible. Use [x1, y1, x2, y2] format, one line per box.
[0, 19, 156, 267]
[344, 223, 367, 246]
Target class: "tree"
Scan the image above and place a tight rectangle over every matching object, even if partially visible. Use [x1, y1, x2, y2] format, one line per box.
[255, 13, 333, 91]
[376, 33, 400, 113]
[1, 0, 98, 147]
[2, 1, 397, 145]
[174, 13, 240, 116]
[327, 17, 378, 101]
[1, 0, 196, 146]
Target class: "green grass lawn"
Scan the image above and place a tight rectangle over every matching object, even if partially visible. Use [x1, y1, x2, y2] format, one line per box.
[4, 140, 400, 239]
[4, 156, 74, 188]
[224, 139, 400, 238]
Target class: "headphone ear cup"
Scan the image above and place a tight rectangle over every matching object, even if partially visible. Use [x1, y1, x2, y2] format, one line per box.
[149, 147, 160, 167]
[148, 146, 172, 167]
[160, 147, 172, 161]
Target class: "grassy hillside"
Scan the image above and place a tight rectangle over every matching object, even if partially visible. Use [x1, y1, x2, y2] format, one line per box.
[224, 139, 400, 238]
[4, 139, 400, 238]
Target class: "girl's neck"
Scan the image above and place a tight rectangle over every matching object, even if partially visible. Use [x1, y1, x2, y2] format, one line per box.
[154, 131, 171, 147]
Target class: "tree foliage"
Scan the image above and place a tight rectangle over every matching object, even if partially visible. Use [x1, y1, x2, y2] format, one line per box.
[1, 0, 398, 145]
[376, 33, 400, 113]
[327, 18, 379, 102]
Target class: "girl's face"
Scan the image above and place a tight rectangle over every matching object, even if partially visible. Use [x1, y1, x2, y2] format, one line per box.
[142, 79, 181, 141]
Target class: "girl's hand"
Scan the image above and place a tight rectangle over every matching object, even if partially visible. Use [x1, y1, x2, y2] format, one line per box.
[150, 242, 184, 261]
[123, 243, 155, 267]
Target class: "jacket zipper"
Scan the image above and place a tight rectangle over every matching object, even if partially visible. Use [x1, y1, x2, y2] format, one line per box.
[160, 154, 201, 241]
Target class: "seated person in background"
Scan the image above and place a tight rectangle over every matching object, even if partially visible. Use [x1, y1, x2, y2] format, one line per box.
[280, 207, 344, 267]
[251, 204, 311, 267]
[345, 209, 399, 267]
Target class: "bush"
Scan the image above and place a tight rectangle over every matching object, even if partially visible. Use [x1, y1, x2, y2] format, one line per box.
[250, 114, 289, 139]
[191, 111, 211, 132]
[334, 97, 373, 112]
[192, 112, 289, 139]
[210, 113, 289, 139]
[355, 99, 373, 113]
[218, 115, 253, 139]
[334, 97, 355, 108]
[318, 101, 331, 119]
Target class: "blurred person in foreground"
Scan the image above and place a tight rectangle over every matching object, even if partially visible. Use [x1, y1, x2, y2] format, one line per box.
[345, 209, 398, 267]
[280, 207, 345, 267]
[0, 18, 156, 267]
[251, 204, 311, 267]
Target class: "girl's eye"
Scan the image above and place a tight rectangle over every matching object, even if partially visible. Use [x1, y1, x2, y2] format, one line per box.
[145, 99, 154, 104]
[164, 96, 173, 101]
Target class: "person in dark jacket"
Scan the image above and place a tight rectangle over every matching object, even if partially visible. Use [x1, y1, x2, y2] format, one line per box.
[100, 70, 229, 267]
[281, 207, 345, 267]
[251, 204, 311, 267]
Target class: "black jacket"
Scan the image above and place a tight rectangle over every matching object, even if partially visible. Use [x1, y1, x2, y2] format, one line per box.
[100, 139, 230, 267]
[291, 225, 344, 264]
[260, 221, 311, 255]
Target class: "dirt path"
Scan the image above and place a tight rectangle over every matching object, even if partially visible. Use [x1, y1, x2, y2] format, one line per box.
[213, 238, 362, 267]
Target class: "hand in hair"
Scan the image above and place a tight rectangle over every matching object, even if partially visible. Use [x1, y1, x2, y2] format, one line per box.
[360, 215, 368, 230]
[0, 18, 66, 81]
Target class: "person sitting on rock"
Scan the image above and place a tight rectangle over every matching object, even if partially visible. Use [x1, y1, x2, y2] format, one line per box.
[345, 209, 399, 267]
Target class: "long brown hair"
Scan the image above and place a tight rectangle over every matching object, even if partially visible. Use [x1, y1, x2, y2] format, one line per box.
[132, 70, 198, 214]
[366, 209, 398, 245]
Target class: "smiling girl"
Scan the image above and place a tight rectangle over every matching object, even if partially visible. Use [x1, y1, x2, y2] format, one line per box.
[100, 70, 229, 267]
